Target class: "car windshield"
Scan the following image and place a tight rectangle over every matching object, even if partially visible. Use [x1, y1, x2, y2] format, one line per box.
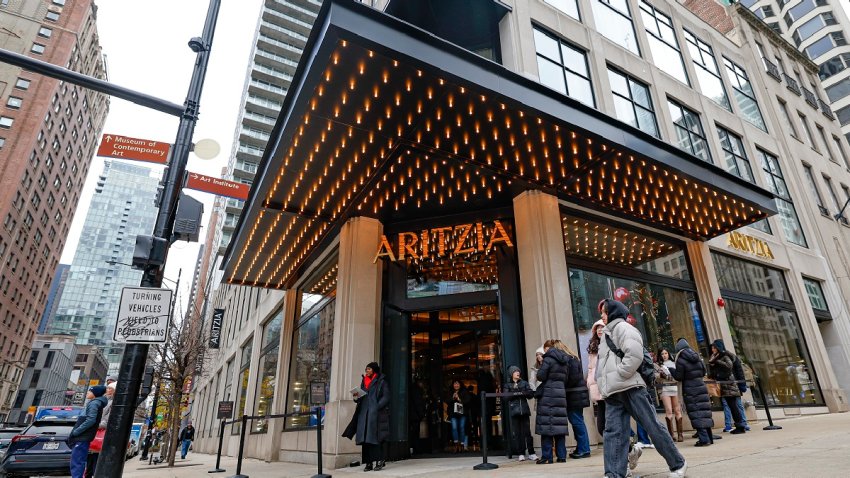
[24, 423, 74, 435]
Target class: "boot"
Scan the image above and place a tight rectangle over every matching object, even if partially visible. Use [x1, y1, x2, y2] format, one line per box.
[676, 417, 684, 442]
[364, 462, 374, 472]
[665, 417, 675, 441]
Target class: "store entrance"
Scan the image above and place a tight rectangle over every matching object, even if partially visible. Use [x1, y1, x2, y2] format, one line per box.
[409, 305, 504, 456]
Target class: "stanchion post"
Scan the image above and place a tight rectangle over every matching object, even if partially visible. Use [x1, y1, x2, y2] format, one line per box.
[227, 415, 250, 478]
[312, 407, 331, 478]
[473, 392, 498, 471]
[755, 376, 782, 430]
[209, 419, 226, 473]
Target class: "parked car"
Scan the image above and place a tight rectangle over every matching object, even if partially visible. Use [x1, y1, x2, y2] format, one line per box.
[0, 428, 24, 460]
[0, 419, 76, 477]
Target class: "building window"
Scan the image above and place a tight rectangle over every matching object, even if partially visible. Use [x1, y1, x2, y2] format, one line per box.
[285, 296, 335, 429]
[15, 78, 30, 90]
[776, 99, 798, 138]
[816, 125, 835, 162]
[711, 252, 823, 407]
[38, 26, 52, 38]
[6, 97, 22, 109]
[819, 53, 850, 81]
[723, 58, 766, 131]
[252, 310, 282, 434]
[791, 12, 837, 47]
[716, 126, 753, 182]
[0, 138, 5, 149]
[533, 28, 594, 107]
[591, 0, 640, 55]
[822, 175, 844, 219]
[31, 43, 45, 54]
[802, 277, 831, 322]
[797, 112, 818, 151]
[0, 117, 13, 129]
[231, 340, 253, 435]
[803, 165, 829, 216]
[684, 30, 730, 110]
[544, 0, 580, 20]
[639, 1, 688, 85]
[45, 10, 60, 22]
[833, 135, 850, 169]
[608, 68, 659, 137]
[667, 99, 710, 161]
[805, 32, 846, 60]
[759, 149, 807, 247]
[825, 77, 850, 103]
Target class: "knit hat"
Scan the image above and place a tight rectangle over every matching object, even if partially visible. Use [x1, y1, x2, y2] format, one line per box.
[535, 347, 545, 355]
[366, 361, 380, 376]
[107, 382, 117, 390]
[90, 385, 107, 397]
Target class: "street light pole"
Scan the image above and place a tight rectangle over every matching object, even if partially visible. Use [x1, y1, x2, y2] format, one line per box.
[94, 1, 221, 476]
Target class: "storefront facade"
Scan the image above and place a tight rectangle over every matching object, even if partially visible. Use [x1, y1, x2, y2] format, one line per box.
[191, 0, 850, 467]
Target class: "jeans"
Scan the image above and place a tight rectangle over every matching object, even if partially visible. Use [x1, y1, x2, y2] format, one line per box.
[722, 396, 745, 428]
[723, 396, 748, 429]
[540, 434, 566, 460]
[450, 415, 467, 446]
[181, 438, 192, 458]
[634, 422, 651, 445]
[603, 387, 685, 478]
[568, 409, 590, 455]
[70, 441, 90, 478]
[696, 428, 712, 444]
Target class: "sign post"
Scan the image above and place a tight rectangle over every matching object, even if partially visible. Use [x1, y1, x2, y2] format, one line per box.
[96, 134, 171, 164]
[113, 287, 173, 344]
[217, 401, 234, 421]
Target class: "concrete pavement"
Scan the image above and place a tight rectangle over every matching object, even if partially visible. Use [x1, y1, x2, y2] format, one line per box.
[123, 412, 850, 477]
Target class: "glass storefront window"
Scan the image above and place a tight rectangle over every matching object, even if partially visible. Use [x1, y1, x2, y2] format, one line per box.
[252, 310, 283, 433]
[232, 340, 253, 435]
[285, 297, 335, 429]
[712, 252, 790, 301]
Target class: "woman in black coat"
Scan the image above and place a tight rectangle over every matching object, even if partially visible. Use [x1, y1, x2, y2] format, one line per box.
[555, 340, 591, 459]
[671, 338, 714, 446]
[504, 365, 536, 461]
[354, 362, 390, 471]
[534, 339, 570, 464]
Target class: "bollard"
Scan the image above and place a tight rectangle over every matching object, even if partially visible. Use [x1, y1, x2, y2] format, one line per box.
[473, 392, 498, 470]
[227, 415, 250, 478]
[312, 407, 331, 478]
[755, 376, 782, 431]
[209, 420, 227, 473]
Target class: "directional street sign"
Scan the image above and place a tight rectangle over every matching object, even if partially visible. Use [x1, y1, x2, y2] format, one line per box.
[97, 134, 171, 164]
[185, 171, 250, 200]
[113, 287, 173, 344]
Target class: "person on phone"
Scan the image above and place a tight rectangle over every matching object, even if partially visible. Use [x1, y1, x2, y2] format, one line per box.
[447, 380, 471, 452]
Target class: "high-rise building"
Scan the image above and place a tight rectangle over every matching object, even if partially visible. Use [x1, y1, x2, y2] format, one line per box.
[46, 160, 159, 374]
[0, 0, 109, 422]
[38, 263, 70, 334]
[737, 0, 850, 142]
[8, 334, 78, 424]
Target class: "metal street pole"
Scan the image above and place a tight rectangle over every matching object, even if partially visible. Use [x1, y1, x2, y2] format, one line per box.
[94, 1, 221, 476]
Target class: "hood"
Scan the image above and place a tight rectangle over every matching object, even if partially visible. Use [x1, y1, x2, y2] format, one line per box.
[591, 319, 605, 336]
[508, 365, 522, 378]
[675, 338, 691, 353]
[545, 347, 569, 365]
[603, 299, 630, 321]
[711, 339, 727, 354]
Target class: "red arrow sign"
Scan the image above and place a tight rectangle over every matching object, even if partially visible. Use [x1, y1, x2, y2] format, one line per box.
[96, 134, 171, 164]
[185, 172, 250, 201]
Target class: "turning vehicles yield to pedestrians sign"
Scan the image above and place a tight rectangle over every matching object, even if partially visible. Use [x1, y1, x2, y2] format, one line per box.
[113, 287, 173, 344]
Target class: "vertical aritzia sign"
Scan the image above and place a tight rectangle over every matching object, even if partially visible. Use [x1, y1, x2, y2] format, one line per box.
[208, 308, 224, 349]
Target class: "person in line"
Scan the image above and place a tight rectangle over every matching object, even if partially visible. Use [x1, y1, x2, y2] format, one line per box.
[708, 340, 747, 435]
[670, 338, 714, 446]
[68, 386, 108, 478]
[343, 362, 390, 471]
[505, 365, 537, 462]
[180, 422, 196, 459]
[85, 382, 115, 477]
[447, 380, 471, 453]
[656, 348, 684, 442]
[597, 299, 687, 478]
[535, 339, 570, 464]
[722, 352, 750, 433]
[554, 339, 591, 459]
[586, 320, 605, 439]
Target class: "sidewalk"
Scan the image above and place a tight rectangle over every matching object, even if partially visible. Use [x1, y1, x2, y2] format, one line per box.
[123, 412, 850, 477]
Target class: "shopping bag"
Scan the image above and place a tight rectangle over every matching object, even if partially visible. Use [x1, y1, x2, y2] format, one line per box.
[89, 428, 106, 453]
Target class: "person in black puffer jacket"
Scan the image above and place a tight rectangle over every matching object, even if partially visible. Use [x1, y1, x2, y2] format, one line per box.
[671, 338, 714, 446]
[554, 340, 591, 459]
[535, 339, 570, 464]
[504, 365, 536, 461]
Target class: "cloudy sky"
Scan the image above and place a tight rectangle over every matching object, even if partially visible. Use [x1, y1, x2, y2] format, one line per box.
[60, 0, 263, 314]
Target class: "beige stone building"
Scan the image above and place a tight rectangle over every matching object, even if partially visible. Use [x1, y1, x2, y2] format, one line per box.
[190, 0, 850, 468]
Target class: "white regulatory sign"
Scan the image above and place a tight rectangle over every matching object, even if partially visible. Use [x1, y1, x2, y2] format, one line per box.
[113, 287, 173, 344]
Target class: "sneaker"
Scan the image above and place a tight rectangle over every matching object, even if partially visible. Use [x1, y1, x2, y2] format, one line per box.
[669, 460, 688, 477]
[628, 443, 642, 470]
[528, 454, 538, 461]
[518, 455, 526, 462]
[639, 442, 655, 449]
[744, 425, 751, 431]
[722, 426, 732, 433]
[730, 427, 746, 435]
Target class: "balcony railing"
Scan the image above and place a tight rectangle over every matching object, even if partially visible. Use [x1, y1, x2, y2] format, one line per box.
[820, 99, 836, 120]
[783, 73, 801, 95]
[763, 59, 781, 82]
[802, 88, 819, 108]
[818, 205, 831, 217]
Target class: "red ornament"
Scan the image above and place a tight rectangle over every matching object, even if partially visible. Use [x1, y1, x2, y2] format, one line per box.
[614, 287, 631, 302]
[717, 297, 725, 308]
[626, 314, 637, 326]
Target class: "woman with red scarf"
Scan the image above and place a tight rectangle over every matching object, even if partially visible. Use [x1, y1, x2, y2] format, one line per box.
[345, 362, 390, 471]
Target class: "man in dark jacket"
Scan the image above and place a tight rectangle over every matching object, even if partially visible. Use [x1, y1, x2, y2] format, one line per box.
[709, 339, 747, 434]
[180, 423, 195, 459]
[534, 341, 570, 464]
[671, 338, 714, 446]
[69, 386, 108, 478]
[354, 362, 390, 471]
[597, 299, 686, 478]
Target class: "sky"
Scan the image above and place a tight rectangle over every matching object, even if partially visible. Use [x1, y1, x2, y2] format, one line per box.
[60, 0, 263, 315]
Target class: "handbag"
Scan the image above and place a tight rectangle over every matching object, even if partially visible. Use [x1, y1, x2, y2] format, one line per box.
[89, 428, 106, 453]
[453, 402, 464, 415]
[706, 381, 721, 398]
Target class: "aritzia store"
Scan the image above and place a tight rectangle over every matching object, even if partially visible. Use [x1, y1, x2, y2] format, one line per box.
[213, 0, 845, 467]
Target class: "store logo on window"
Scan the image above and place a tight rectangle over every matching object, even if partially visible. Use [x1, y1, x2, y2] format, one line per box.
[374, 220, 514, 262]
[727, 231, 774, 260]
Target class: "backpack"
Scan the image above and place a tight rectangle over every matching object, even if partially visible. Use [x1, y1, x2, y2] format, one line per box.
[604, 327, 656, 390]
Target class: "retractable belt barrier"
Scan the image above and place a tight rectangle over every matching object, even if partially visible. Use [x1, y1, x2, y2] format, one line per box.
[208, 408, 330, 478]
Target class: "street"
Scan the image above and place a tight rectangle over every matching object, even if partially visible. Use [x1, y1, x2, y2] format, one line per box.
[119, 412, 850, 477]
